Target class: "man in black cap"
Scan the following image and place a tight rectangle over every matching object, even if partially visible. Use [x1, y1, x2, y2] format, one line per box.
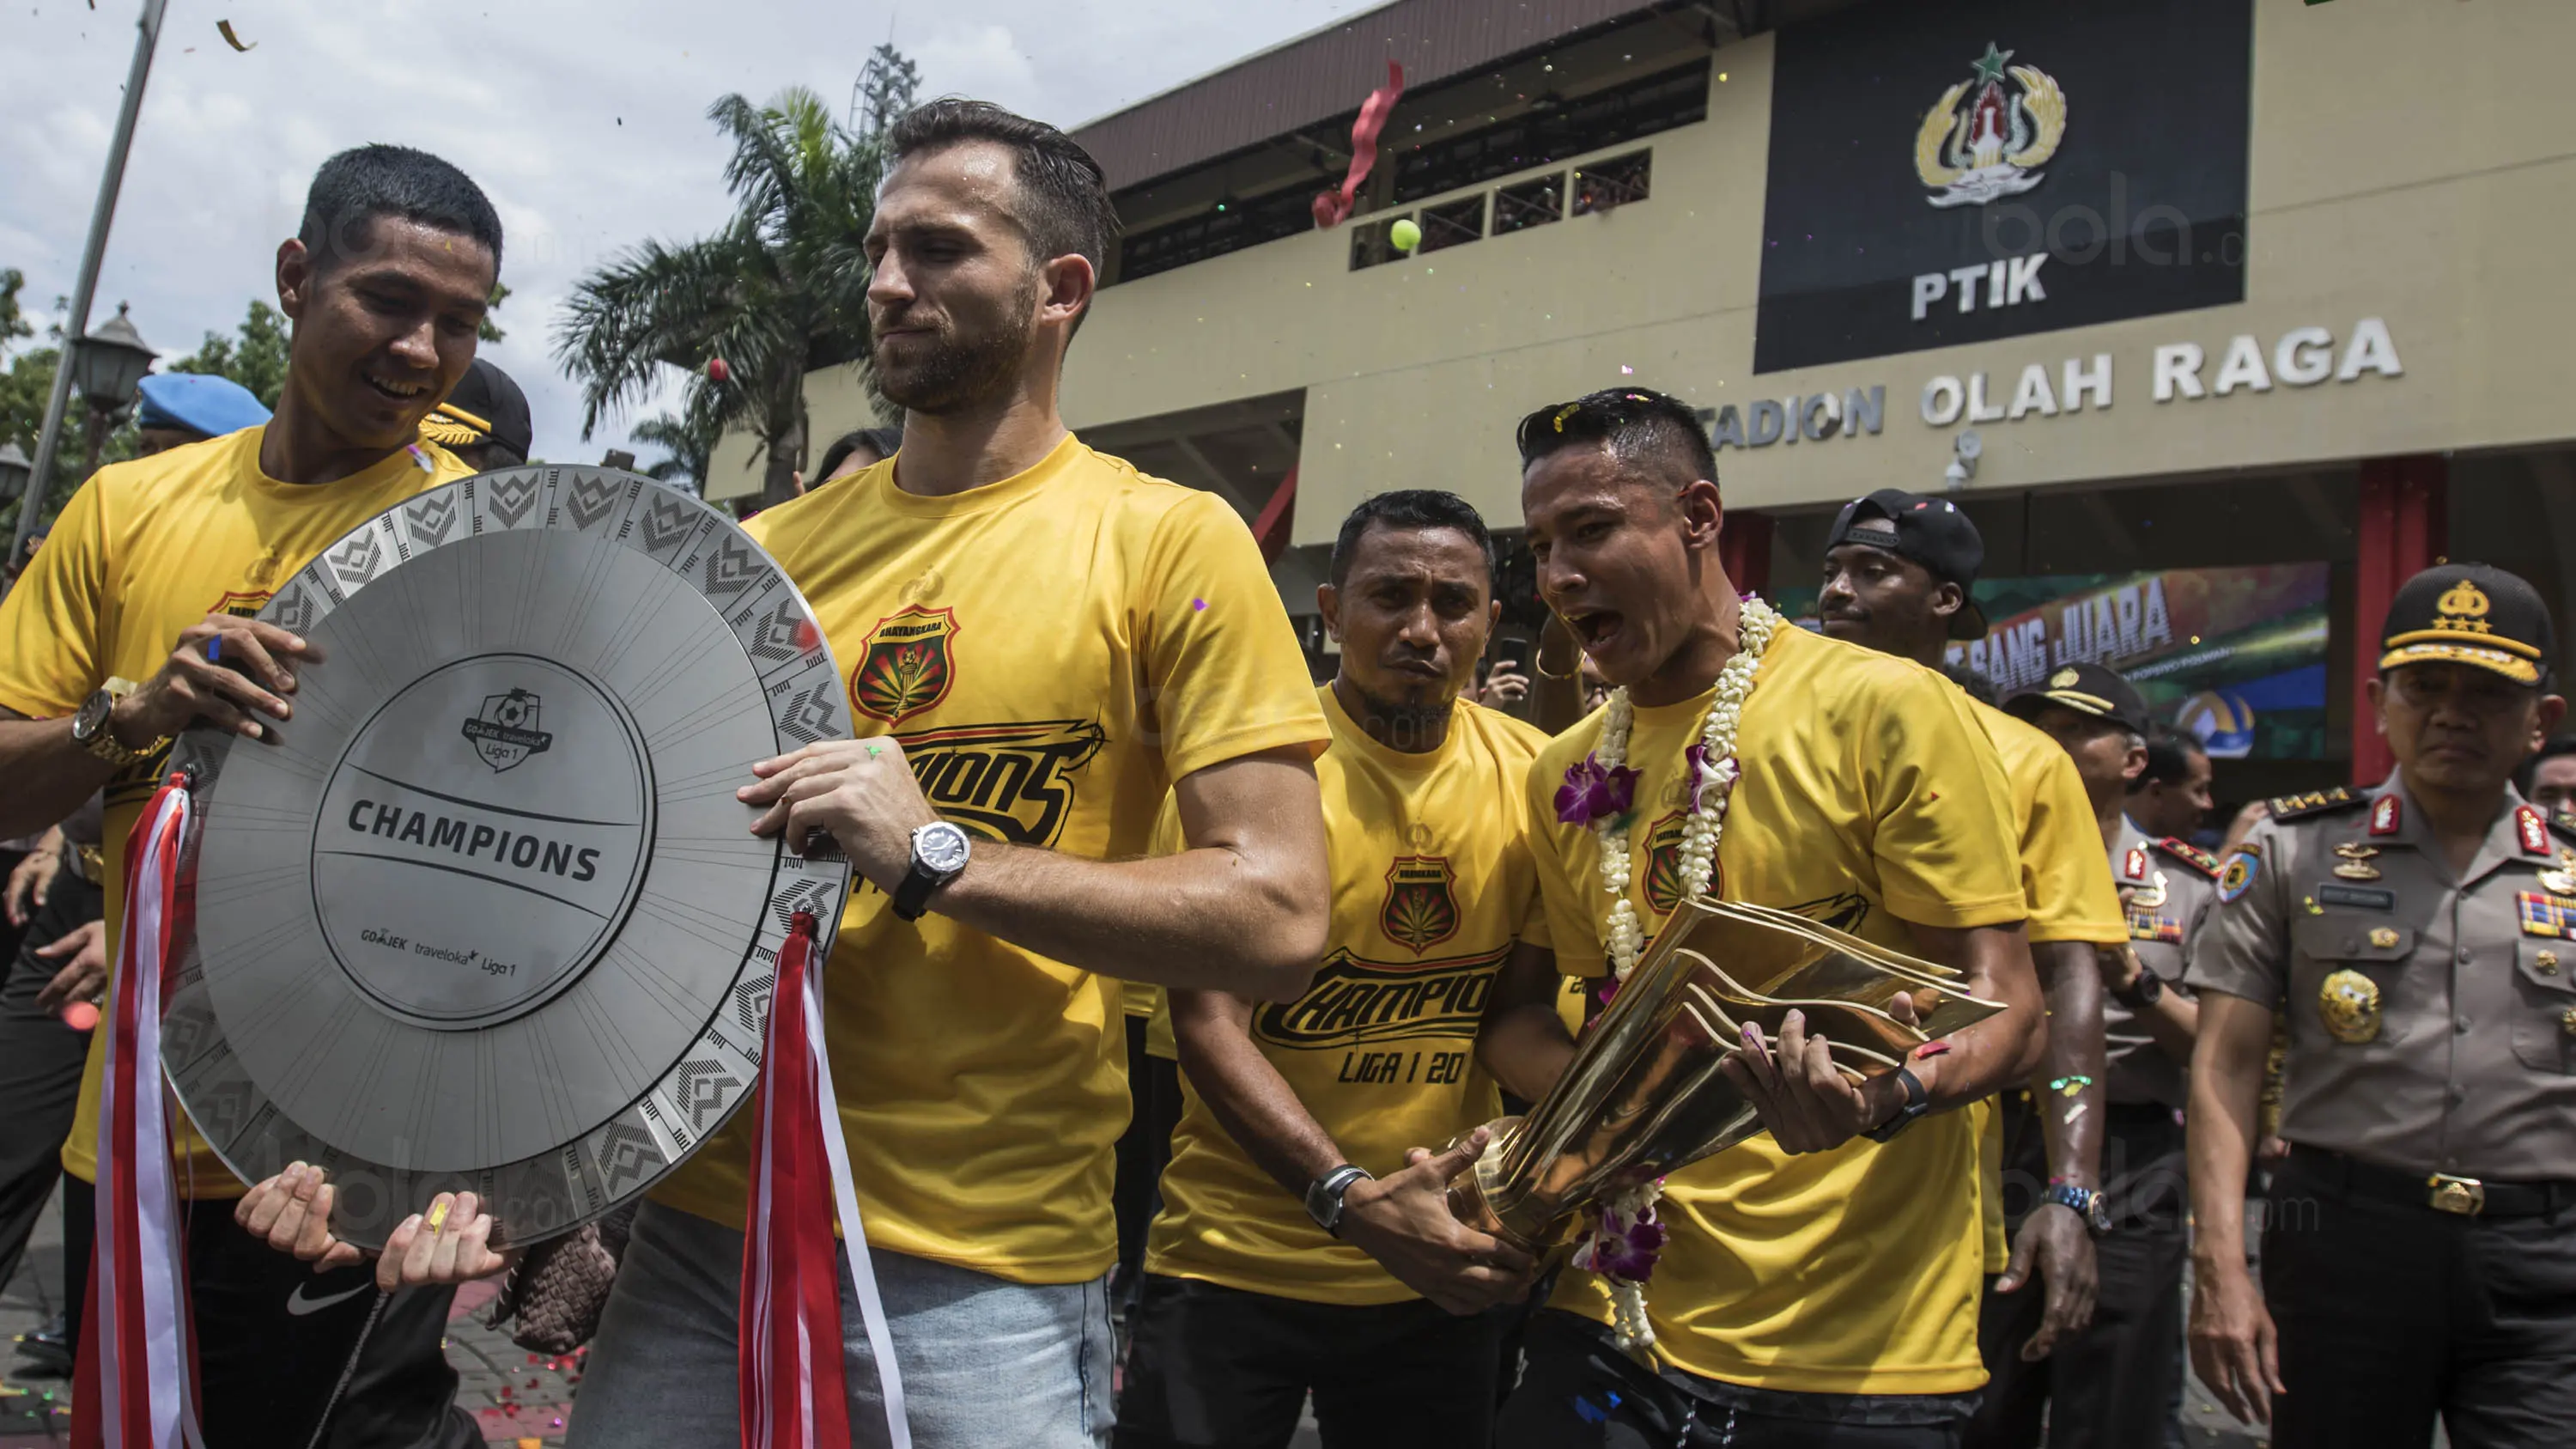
[422, 356, 533, 471]
[1814, 491, 2132, 1439]
[2187, 563, 2576, 1449]
[1996, 662, 2215, 1449]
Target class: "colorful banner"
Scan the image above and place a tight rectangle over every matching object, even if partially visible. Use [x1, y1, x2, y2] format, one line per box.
[1775, 562, 2330, 758]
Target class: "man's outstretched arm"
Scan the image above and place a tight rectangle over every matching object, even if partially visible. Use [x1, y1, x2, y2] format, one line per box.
[744, 738, 1329, 998]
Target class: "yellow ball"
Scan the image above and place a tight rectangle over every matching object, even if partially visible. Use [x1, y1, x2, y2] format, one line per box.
[1389, 218, 1422, 253]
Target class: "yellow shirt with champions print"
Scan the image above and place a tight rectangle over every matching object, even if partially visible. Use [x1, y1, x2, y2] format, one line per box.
[0, 427, 471, 1191]
[1965, 697, 2127, 1273]
[1145, 685, 1549, 1304]
[651, 435, 1330, 1285]
[1528, 621, 2026, 1395]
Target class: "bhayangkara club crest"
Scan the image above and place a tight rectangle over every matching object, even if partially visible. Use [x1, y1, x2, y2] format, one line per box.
[461, 688, 553, 772]
[851, 605, 958, 725]
[1382, 855, 1461, 956]
[1916, 42, 2066, 209]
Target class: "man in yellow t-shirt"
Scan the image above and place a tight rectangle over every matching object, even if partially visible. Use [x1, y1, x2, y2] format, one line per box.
[0, 144, 501, 1446]
[1116, 491, 1580, 1449]
[1488, 389, 2046, 1449]
[1812, 490, 2129, 1397]
[569, 101, 1332, 1449]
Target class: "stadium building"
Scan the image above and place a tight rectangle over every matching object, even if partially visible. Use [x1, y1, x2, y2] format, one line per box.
[709, 0, 2576, 796]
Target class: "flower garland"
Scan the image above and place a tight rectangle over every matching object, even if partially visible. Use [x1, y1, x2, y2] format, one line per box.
[1555, 595, 1783, 1353]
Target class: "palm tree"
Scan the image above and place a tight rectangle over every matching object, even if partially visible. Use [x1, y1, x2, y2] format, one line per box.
[632, 407, 720, 496]
[556, 87, 884, 509]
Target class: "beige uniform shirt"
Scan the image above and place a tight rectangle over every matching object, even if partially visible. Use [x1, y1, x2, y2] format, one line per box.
[2108, 820, 2216, 1107]
[2185, 776, 2576, 1182]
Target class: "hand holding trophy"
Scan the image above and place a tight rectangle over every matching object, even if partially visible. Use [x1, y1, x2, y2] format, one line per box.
[1445, 896, 2004, 1350]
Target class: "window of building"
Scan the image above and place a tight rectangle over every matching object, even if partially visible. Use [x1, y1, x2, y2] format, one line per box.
[1493, 174, 1564, 235]
[1351, 216, 1394, 271]
[1419, 194, 1486, 254]
[1391, 59, 1710, 204]
[1573, 150, 1652, 216]
[1117, 181, 1316, 283]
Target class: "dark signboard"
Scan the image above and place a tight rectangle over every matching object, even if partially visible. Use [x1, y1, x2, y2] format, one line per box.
[1753, 0, 2252, 374]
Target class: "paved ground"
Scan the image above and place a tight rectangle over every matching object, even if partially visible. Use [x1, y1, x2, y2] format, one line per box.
[2, 1189, 2301, 1448]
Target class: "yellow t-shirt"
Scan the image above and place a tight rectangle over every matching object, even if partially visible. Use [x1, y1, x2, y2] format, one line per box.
[649, 435, 1331, 1285]
[1967, 698, 2124, 1271]
[1528, 622, 2025, 1394]
[0, 427, 470, 1191]
[1145, 686, 1548, 1304]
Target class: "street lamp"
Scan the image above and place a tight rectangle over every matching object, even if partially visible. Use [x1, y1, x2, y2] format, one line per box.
[72, 302, 156, 473]
[0, 443, 29, 504]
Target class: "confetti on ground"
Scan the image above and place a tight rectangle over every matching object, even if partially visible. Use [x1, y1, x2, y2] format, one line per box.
[216, 18, 254, 50]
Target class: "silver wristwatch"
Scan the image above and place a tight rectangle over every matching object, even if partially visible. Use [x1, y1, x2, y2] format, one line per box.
[1303, 1164, 1373, 1237]
[890, 820, 972, 922]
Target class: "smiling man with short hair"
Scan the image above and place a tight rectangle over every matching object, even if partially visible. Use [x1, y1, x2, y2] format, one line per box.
[0, 141, 499, 1449]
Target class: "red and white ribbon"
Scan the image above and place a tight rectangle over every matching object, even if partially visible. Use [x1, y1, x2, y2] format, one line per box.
[80, 773, 201, 1449]
[740, 910, 908, 1449]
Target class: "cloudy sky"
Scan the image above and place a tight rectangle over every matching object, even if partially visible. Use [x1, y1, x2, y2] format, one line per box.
[1, 0, 1385, 466]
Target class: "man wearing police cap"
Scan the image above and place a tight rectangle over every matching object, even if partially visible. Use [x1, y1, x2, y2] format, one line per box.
[2188, 563, 2576, 1449]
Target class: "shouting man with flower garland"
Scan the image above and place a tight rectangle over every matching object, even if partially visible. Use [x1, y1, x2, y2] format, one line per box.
[1492, 389, 2048, 1449]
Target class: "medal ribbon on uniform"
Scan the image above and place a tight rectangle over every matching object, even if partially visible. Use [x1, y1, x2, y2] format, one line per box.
[79, 774, 200, 1449]
[739, 910, 909, 1449]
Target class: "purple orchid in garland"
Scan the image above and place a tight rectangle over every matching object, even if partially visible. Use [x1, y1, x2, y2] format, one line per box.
[1682, 743, 1742, 816]
[1555, 752, 1639, 827]
[1573, 1197, 1668, 1283]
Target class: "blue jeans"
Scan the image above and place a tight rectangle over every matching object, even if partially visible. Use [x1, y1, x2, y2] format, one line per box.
[567, 1201, 1115, 1449]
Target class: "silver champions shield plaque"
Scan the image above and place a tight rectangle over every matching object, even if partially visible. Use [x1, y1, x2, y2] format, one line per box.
[161, 466, 853, 1248]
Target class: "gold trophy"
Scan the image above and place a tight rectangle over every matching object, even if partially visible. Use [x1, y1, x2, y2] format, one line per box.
[1448, 898, 2005, 1255]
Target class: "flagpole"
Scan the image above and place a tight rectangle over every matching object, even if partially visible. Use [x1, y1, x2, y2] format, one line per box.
[9, 0, 171, 571]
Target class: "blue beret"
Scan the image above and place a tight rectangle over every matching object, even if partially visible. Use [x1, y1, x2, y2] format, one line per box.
[135, 373, 270, 439]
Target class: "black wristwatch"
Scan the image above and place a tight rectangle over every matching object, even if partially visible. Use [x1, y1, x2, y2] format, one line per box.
[890, 821, 972, 922]
[2113, 965, 2166, 1011]
[1304, 1164, 1373, 1237]
[1862, 1066, 1930, 1143]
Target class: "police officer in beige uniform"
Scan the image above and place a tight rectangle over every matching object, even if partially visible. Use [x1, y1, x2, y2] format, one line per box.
[2187, 563, 2576, 1449]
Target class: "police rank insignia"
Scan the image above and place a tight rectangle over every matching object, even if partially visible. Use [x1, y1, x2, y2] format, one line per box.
[2318, 968, 2383, 1044]
[2516, 805, 2552, 857]
[2217, 851, 2260, 904]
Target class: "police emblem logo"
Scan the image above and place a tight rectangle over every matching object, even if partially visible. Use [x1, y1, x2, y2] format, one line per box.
[2318, 968, 2382, 1044]
[850, 604, 959, 726]
[1382, 855, 1461, 956]
[2050, 667, 2081, 690]
[2371, 795, 2403, 837]
[461, 688, 553, 773]
[2217, 850, 2260, 904]
[2436, 579, 2493, 629]
[1915, 42, 2066, 209]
